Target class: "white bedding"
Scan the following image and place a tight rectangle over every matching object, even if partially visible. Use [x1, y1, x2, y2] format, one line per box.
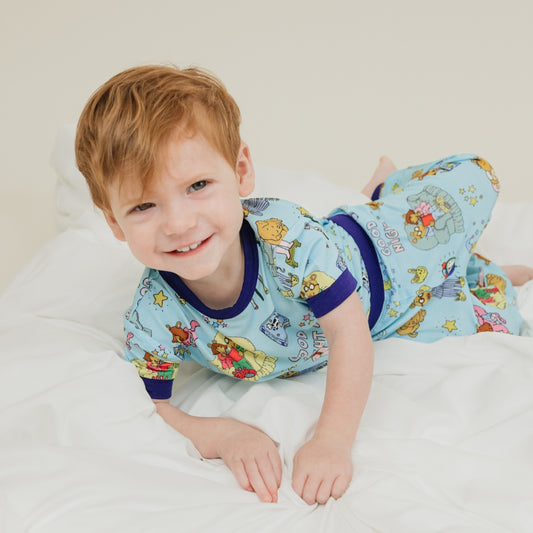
[1, 126, 532, 533]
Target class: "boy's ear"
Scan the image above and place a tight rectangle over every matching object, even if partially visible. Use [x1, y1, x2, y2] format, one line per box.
[103, 210, 127, 242]
[236, 142, 255, 197]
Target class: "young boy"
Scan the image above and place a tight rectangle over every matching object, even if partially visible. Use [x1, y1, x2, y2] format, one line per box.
[75, 65, 533, 506]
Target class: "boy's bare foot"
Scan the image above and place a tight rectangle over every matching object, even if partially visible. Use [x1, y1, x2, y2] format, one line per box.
[502, 265, 533, 286]
[362, 156, 397, 198]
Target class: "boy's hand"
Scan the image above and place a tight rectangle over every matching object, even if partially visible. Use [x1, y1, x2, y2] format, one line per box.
[292, 434, 353, 505]
[154, 402, 281, 503]
[210, 418, 282, 503]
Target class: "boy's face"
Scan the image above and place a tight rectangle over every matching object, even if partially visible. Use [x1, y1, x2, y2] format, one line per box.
[104, 131, 255, 286]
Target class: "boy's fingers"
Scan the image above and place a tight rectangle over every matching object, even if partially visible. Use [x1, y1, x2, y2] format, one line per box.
[316, 477, 335, 505]
[291, 466, 306, 498]
[257, 454, 282, 502]
[293, 465, 339, 505]
[244, 459, 276, 502]
[292, 464, 319, 505]
[269, 449, 283, 487]
[300, 475, 321, 506]
[331, 474, 350, 500]
[229, 460, 253, 492]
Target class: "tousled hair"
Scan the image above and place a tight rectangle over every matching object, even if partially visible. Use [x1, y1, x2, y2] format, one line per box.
[75, 65, 242, 211]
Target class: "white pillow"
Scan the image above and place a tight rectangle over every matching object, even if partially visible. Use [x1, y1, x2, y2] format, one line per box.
[51, 124, 96, 232]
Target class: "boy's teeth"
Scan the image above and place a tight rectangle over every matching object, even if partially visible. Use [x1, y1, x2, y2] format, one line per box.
[176, 241, 201, 253]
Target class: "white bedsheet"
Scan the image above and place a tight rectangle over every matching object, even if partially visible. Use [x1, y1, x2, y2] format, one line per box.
[1, 127, 532, 532]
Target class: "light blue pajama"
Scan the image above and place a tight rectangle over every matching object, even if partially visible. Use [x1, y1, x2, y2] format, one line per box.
[121, 154, 524, 399]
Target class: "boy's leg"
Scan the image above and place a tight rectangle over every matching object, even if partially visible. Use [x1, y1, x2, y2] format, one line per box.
[368, 154, 508, 340]
[369, 153, 496, 202]
[383, 251, 524, 341]
[466, 252, 524, 335]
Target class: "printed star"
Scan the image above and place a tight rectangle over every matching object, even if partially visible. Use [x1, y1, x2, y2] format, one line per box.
[469, 185, 476, 193]
[388, 308, 398, 317]
[459, 188, 466, 194]
[442, 320, 457, 332]
[154, 347, 168, 359]
[153, 290, 168, 307]
[470, 197, 478, 206]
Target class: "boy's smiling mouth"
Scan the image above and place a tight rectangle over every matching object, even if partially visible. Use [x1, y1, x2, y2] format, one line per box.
[169, 236, 211, 255]
[175, 241, 203, 253]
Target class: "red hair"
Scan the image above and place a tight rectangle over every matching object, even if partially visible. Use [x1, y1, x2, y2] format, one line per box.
[75, 65, 242, 211]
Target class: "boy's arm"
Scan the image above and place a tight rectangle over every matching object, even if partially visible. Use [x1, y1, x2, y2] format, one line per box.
[291, 290, 374, 505]
[153, 400, 282, 502]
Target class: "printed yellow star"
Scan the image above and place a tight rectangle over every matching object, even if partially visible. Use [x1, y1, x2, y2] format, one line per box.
[383, 280, 392, 290]
[442, 320, 457, 332]
[470, 197, 478, 206]
[153, 290, 168, 307]
[469, 185, 476, 193]
[388, 308, 398, 317]
[459, 188, 466, 194]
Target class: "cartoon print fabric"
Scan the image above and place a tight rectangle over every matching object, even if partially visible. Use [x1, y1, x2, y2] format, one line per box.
[122, 154, 524, 399]
[330, 153, 523, 342]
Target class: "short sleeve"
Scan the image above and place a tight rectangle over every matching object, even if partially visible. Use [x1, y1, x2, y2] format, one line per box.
[123, 270, 185, 399]
[124, 324, 179, 400]
[290, 215, 358, 317]
[248, 199, 358, 318]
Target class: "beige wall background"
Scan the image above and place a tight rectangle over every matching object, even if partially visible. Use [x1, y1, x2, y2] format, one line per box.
[1, 0, 532, 292]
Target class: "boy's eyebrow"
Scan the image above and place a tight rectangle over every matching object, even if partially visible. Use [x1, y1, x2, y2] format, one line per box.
[114, 177, 153, 208]
[115, 187, 148, 209]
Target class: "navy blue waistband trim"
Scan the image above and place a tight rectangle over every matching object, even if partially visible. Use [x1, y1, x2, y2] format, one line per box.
[328, 214, 384, 330]
[371, 183, 384, 201]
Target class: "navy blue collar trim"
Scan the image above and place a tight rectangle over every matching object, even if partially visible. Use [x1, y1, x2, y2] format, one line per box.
[159, 220, 259, 319]
[328, 214, 384, 330]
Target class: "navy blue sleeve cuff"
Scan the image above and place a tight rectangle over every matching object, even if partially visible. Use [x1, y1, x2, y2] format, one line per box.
[306, 269, 358, 318]
[142, 377, 174, 400]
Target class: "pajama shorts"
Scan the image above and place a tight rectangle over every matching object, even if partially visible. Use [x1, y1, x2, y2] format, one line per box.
[336, 153, 524, 342]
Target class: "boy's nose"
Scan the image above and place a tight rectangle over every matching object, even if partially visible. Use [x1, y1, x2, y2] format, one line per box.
[161, 204, 196, 236]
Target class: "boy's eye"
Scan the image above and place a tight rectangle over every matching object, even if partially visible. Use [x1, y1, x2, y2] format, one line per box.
[189, 180, 207, 192]
[133, 202, 155, 212]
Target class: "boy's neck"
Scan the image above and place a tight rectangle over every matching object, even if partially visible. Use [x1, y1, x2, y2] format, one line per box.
[180, 248, 245, 311]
